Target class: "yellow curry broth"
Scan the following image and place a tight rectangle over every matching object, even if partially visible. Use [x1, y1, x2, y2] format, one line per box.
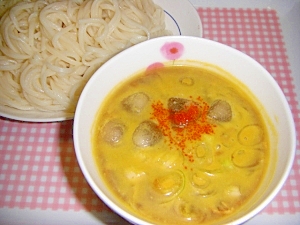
[92, 63, 270, 224]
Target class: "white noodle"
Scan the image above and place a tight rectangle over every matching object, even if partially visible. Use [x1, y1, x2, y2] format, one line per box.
[0, 0, 172, 115]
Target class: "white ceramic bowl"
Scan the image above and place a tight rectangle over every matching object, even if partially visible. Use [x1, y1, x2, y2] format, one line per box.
[73, 36, 296, 225]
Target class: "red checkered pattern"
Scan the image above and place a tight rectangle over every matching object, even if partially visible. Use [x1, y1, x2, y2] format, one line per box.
[0, 8, 299, 215]
[0, 120, 110, 212]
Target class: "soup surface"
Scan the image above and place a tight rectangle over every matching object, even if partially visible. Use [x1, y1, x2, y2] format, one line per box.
[92, 63, 270, 224]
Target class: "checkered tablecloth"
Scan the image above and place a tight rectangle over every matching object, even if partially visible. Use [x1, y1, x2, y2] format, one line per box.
[0, 7, 299, 217]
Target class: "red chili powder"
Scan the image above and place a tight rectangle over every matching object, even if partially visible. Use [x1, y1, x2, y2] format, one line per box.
[150, 97, 215, 163]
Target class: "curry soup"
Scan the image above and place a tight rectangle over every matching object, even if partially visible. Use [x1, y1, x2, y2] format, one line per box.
[92, 63, 270, 224]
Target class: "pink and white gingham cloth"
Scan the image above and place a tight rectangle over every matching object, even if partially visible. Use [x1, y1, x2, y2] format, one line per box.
[198, 8, 300, 214]
[0, 8, 299, 215]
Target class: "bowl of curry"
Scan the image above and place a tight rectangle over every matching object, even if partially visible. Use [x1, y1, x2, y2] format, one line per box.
[73, 36, 295, 225]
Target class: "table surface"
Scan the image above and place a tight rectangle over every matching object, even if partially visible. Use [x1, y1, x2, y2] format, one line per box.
[1, 1, 300, 224]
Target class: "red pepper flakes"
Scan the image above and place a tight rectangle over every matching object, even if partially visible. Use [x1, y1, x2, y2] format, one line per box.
[150, 97, 215, 164]
[170, 103, 200, 127]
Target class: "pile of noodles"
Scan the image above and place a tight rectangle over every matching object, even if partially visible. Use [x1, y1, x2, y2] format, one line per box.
[0, 0, 171, 114]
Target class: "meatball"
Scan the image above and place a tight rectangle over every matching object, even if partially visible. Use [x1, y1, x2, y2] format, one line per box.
[132, 120, 162, 147]
[101, 120, 125, 145]
[168, 97, 189, 112]
[168, 97, 201, 128]
[122, 92, 149, 113]
[208, 100, 232, 122]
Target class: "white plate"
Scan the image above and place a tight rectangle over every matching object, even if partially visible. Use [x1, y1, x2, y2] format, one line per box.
[155, 0, 203, 37]
[0, 0, 202, 123]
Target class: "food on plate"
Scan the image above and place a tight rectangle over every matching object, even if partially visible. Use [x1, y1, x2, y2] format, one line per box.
[92, 62, 271, 224]
[0, 0, 171, 114]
